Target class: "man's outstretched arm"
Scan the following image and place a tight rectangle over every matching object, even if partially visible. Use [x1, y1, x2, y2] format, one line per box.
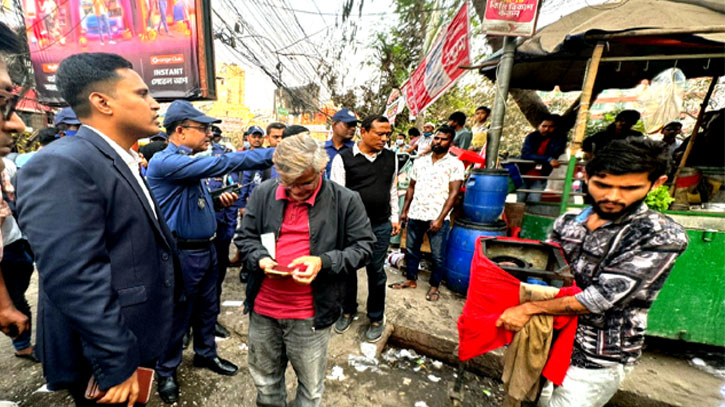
[496, 296, 590, 332]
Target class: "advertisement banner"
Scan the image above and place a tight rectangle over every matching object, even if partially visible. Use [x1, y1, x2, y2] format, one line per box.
[383, 87, 405, 124]
[21, 0, 214, 104]
[483, 0, 541, 37]
[402, 79, 419, 117]
[407, 2, 470, 115]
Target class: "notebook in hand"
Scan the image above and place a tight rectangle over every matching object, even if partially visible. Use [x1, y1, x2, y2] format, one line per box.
[85, 366, 155, 404]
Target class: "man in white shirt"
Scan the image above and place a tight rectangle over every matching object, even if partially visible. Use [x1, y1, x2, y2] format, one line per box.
[16, 52, 178, 407]
[391, 125, 464, 302]
[407, 123, 435, 155]
[329, 115, 399, 342]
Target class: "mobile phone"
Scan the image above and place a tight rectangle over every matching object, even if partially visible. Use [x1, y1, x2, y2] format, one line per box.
[266, 265, 296, 276]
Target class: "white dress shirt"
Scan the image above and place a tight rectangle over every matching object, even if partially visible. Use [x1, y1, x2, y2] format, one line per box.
[329, 143, 399, 223]
[84, 125, 157, 219]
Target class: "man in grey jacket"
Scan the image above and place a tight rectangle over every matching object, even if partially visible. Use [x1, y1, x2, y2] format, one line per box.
[235, 134, 374, 407]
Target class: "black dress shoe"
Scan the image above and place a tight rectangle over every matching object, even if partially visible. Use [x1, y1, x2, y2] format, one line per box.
[157, 374, 179, 404]
[214, 322, 230, 338]
[193, 354, 238, 376]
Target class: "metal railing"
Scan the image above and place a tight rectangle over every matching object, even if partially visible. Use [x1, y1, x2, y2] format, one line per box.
[503, 159, 588, 197]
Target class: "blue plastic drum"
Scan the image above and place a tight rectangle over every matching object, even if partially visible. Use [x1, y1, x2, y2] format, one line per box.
[463, 168, 510, 224]
[444, 218, 506, 295]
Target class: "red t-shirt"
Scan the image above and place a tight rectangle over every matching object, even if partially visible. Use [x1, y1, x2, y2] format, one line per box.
[253, 176, 323, 320]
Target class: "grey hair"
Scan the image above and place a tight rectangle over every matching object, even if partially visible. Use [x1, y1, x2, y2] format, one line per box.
[273, 134, 329, 181]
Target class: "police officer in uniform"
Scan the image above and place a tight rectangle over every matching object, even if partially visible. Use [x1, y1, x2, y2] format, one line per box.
[146, 100, 274, 404]
[208, 125, 235, 338]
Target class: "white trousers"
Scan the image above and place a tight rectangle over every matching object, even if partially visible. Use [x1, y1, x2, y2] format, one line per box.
[538, 364, 634, 407]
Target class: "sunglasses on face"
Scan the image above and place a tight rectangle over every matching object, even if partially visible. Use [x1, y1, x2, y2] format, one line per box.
[0, 86, 29, 122]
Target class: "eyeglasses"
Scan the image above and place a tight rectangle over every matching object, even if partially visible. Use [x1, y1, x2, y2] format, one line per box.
[281, 174, 319, 190]
[1, 86, 29, 122]
[182, 124, 213, 134]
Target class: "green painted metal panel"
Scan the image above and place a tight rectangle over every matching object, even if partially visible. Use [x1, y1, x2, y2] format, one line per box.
[520, 213, 556, 241]
[647, 228, 725, 346]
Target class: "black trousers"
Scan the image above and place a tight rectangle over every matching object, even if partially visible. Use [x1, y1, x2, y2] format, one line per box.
[212, 235, 232, 307]
[342, 221, 391, 322]
[1, 239, 35, 350]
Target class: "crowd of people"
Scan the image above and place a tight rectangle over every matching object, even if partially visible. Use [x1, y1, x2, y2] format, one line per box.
[0, 22, 692, 407]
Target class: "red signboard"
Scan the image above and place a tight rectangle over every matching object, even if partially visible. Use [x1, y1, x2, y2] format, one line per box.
[402, 79, 418, 117]
[405, 3, 470, 116]
[483, 0, 541, 37]
[21, 0, 215, 104]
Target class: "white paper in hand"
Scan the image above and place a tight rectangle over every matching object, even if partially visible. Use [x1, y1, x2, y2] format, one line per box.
[261, 232, 276, 260]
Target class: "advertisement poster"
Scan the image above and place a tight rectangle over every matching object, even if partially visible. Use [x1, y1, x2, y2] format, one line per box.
[406, 2, 470, 115]
[383, 87, 405, 124]
[402, 79, 419, 118]
[21, 0, 213, 103]
[483, 0, 541, 37]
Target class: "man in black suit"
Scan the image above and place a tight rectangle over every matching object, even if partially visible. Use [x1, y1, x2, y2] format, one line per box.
[16, 52, 178, 407]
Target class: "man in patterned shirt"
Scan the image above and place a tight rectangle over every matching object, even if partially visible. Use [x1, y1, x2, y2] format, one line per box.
[496, 139, 688, 407]
[391, 125, 464, 302]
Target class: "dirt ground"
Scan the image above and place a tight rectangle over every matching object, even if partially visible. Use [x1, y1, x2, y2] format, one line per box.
[0, 267, 505, 407]
[2, 255, 723, 407]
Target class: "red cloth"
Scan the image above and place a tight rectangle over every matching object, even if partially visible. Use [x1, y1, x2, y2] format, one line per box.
[525, 137, 551, 177]
[457, 237, 581, 385]
[536, 137, 551, 156]
[253, 176, 323, 320]
[449, 146, 486, 167]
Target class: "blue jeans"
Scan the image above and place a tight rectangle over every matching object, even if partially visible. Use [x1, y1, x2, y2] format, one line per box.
[342, 221, 391, 322]
[157, 0, 169, 33]
[405, 219, 450, 287]
[97, 13, 111, 42]
[156, 245, 219, 376]
[248, 312, 332, 407]
[517, 178, 547, 202]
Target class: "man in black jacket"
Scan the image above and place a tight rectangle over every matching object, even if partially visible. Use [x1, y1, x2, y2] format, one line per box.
[582, 110, 644, 160]
[235, 134, 374, 407]
[329, 115, 400, 342]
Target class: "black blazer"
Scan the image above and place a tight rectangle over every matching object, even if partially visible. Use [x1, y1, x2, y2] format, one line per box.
[235, 178, 374, 329]
[16, 127, 179, 391]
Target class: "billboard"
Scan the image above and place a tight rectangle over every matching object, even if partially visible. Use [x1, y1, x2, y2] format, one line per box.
[21, 0, 216, 104]
[483, 0, 541, 37]
[405, 3, 470, 116]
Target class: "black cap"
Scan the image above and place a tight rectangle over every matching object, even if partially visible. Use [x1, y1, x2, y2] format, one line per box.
[150, 132, 168, 141]
[282, 125, 310, 138]
[37, 127, 59, 146]
[140, 140, 168, 161]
